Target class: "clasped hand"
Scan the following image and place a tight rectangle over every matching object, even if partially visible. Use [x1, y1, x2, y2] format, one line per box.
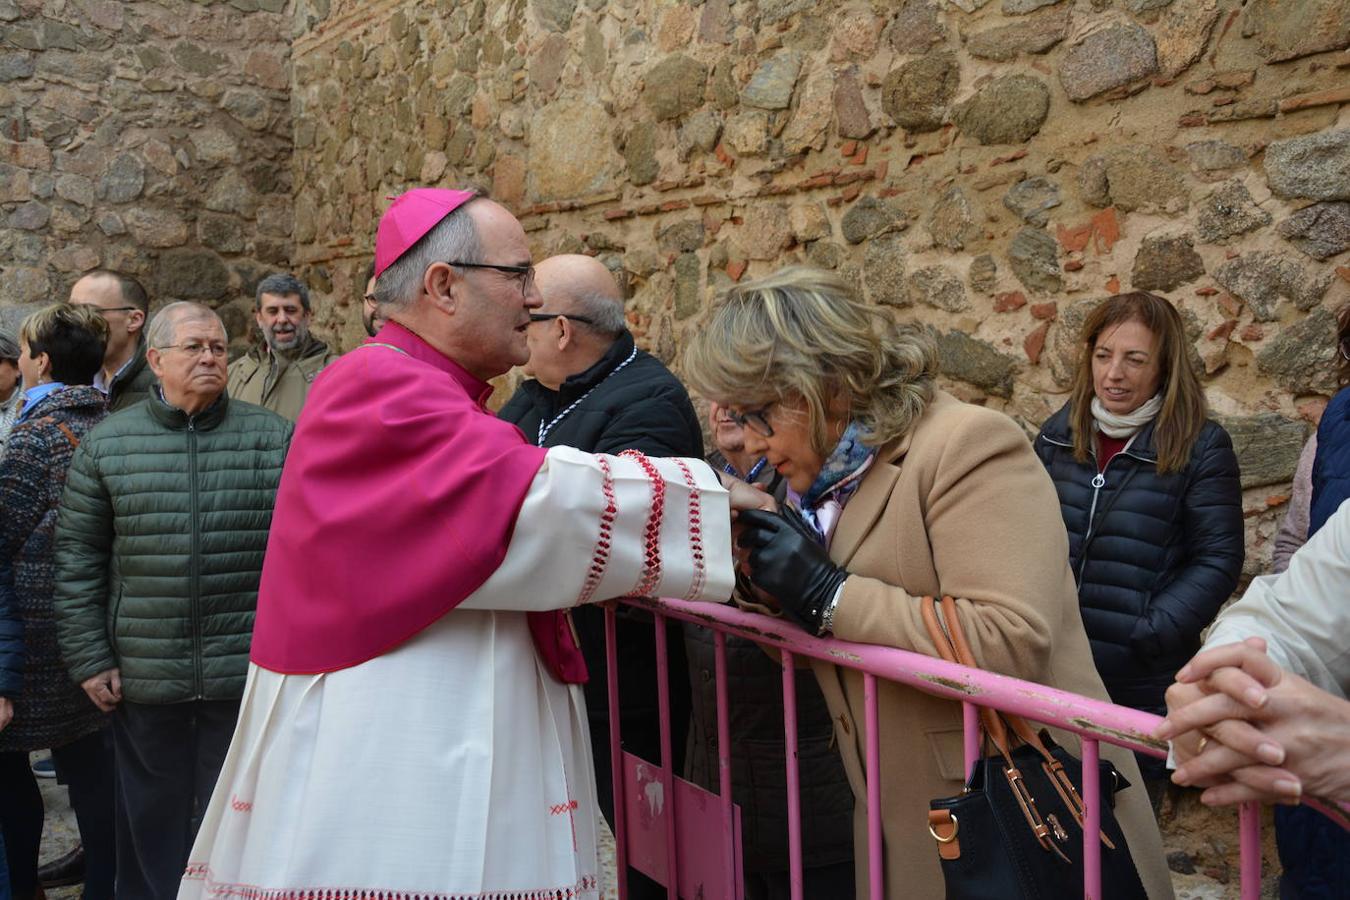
[1156, 637, 1350, 807]
[81, 667, 123, 713]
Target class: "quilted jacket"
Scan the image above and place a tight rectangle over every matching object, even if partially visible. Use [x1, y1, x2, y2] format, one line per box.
[1035, 402, 1244, 713]
[53, 388, 291, 704]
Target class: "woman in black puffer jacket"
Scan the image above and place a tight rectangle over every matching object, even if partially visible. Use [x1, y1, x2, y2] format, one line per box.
[1034, 292, 1243, 789]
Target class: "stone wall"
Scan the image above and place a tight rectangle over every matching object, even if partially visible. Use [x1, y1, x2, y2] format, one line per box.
[289, 0, 1349, 580]
[0, 0, 293, 352]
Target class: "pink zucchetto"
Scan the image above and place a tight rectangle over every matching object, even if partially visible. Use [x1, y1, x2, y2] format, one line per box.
[373, 187, 477, 279]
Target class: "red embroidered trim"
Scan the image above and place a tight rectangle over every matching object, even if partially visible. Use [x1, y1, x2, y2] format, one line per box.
[549, 799, 579, 816]
[575, 455, 617, 606]
[671, 459, 706, 600]
[230, 795, 253, 813]
[183, 866, 598, 900]
[620, 450, 664, 597]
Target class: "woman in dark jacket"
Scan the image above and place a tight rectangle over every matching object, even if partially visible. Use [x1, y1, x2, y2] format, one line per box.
[0, 304, 115, 900]
[1034, 291, 1243, 788]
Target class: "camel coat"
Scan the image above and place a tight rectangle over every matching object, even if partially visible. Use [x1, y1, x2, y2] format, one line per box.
[813, 390, 1173, 899]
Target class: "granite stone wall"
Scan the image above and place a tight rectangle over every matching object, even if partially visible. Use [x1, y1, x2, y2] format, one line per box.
[288, 0, 1349, 581]
[0, 0, 293, 352]
[4, 0, 1350, 584]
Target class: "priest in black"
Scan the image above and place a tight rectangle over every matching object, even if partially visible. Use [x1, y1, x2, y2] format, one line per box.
[499, 253, 703, 899]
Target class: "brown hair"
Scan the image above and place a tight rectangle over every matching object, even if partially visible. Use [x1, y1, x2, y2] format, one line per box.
[1069, 292, 1207, 474]
[1338, 302, 1350, 388]
[20, 303, 108, 386]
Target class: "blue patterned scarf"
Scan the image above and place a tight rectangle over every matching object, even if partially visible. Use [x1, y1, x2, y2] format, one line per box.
[789, 421, 875, 543]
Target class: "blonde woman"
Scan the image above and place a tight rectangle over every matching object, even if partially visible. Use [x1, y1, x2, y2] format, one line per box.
[683, 267, 1172, 899]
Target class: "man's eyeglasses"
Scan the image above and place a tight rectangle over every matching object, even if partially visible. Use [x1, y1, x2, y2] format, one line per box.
[728, 405, 775, 438]
[528, 312, 597, 326]
[446, 261, 535, 298]
[73, 304, 139, 316]
[163, 342, 228, 359]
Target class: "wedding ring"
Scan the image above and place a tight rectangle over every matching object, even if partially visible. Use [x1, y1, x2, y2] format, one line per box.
[1196, 736, 1209, 754]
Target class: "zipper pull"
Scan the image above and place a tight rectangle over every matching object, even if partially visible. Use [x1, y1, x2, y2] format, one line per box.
[1091, 473, 1104, 489]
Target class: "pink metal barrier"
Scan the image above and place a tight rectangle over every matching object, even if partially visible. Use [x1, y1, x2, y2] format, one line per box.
[603, 596, 1290, 900]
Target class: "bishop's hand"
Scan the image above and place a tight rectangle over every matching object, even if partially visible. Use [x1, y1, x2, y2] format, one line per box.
[719, 472, 777, 518]
[736, 509, 848, 635]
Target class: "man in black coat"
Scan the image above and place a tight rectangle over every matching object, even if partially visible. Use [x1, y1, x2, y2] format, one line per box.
[499, 254, 702, 900]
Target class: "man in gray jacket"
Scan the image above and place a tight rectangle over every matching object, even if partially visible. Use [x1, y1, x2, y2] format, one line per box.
[68, 270, 157, 411]
[54, 301, 291, 900]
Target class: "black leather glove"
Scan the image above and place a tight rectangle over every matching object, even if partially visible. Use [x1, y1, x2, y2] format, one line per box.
[736, 508, 849, 635]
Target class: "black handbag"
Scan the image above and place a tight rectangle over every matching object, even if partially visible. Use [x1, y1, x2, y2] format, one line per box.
[921, 596, 1148, 900]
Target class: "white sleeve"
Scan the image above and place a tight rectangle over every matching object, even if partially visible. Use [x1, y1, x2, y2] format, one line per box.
[1203, 499, 1350, 698]
[458, 446, 735, 612]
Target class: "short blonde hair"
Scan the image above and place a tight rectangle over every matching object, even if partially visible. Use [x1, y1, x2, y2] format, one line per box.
[19, 303, 108, 385]
[683, 267, 938, 453]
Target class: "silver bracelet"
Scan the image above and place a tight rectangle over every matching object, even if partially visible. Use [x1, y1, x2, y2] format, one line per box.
[818, 583, 845, 636]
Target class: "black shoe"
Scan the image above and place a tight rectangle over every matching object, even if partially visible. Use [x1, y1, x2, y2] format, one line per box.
[37, 844, 85, 888]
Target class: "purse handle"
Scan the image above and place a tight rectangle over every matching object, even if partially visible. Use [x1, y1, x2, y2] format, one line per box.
[921, 595, 1064, 767]
[919, 595, 1016, 767]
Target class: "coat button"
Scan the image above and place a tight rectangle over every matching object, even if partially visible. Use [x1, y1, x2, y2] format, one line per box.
[701, 669, 712, 684]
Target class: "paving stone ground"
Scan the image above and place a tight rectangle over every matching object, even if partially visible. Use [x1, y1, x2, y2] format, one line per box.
[32, 751, 80, 900]
[37, 754, 1272, 899]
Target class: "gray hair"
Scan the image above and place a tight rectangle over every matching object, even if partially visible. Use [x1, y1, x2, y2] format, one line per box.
[255, 272, 311, 311]
[373, 191, 483, 312]
[0, 330, 18, 362]
[146, 302, 228, 350]
[570, 291, 626, 338]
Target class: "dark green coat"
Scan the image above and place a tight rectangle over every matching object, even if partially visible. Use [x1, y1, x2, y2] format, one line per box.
[54, 389, 291, 704]
[107, 338, 157, 412]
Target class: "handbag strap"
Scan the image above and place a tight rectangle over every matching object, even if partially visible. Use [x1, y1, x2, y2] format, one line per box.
[935, 595, 1063, 768]
[919, 596, 1015, 765]
[38, 416, 80, 448]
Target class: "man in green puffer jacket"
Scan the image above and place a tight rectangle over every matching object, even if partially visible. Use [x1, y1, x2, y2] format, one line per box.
[53, 301, 291, 900]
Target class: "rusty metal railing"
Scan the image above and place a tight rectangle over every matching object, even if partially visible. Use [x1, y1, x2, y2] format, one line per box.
[604, 596, 1286, 900]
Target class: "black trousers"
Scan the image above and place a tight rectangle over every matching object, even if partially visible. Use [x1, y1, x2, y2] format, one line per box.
[111, 699, 239, 900]
[0, 728, 116, 900]
[1275, 803, 1350, 900]
[746, 860, 856, 900]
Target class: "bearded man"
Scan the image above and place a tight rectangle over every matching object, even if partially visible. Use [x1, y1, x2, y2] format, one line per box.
[226, 273, 338, 421]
